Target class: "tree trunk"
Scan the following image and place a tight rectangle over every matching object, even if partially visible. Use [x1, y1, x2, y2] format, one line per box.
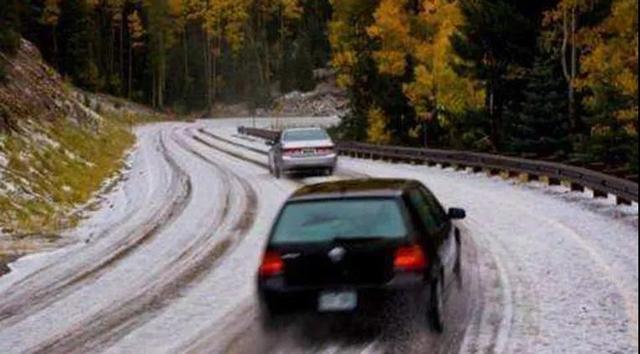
[279, 7, 285, 91]
[120, 16, 124, 93]
[52, 26, 59, 70]
[152, 65, 157, 108]
[203, 30, 211, 109]
[562, 8, 578, 133]
[183, 28, 189, 99]
[159, 34, 164, 109]
[212, 34, 219, 103]
[128, 41, 132, 99]
[487, 83, 499, 150]
[110, 28, 115, 78]
[570, 7, 577, 132]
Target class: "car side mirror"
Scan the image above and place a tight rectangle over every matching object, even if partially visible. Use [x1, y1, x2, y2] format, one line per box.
[265, 140, 274, 146]
[448, 208, 466, 220]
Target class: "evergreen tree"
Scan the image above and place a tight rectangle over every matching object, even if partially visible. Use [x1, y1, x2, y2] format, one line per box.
[450, 0, 542, 150]
[57, 0, 99, 89]
[0, 0, 21, 54]
[580, 83, 638, 170]
[508, 49, 571, 157]
[0, 0, 21, 80]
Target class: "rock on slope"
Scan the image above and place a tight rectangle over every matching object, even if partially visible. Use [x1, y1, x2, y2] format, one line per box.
[0, 40, 99, 133]
[0, 39, 134, 239]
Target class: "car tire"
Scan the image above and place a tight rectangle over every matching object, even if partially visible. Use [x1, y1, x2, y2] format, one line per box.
[273, 163, 281, 179]
[454, 231, 463, 287]
[258, 294, 282, 332]
[429, 279, 445, 333]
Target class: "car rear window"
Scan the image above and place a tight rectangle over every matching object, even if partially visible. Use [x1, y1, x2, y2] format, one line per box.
[271, 198, 407, 244]
[283, 129, 329, 142]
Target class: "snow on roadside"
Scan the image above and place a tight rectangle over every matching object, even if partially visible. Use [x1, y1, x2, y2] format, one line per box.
[341, 157, 638, 353]
[191, 118, 639, 353]
[0, 117, 636, 354]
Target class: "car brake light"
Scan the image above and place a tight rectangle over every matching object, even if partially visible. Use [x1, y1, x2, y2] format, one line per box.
[259, 251, 284, 277]
[283, 148, 302, 156]
[394, 245, 427, 272]
[316, 146, 334, 154]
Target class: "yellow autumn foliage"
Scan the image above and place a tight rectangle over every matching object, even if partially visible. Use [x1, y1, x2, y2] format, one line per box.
[578, 0, 638, 131]
[366, 0, 483, 123]
[367, 106, 392, 144]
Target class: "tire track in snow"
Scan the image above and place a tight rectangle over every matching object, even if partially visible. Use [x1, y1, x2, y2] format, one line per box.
[456, 181, 637, 353]
[0, 130, 193, 329]
[343, 156, 638, 353]
[181, 128, 480, 354]
[27, 128, 257, 354]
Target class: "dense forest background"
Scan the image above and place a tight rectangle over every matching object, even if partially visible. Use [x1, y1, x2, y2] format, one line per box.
[0, 0, 637, 176]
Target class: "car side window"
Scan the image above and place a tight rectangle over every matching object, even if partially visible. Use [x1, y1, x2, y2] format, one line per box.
[419, 187, 447, 227]
[407, 189, 439, 234]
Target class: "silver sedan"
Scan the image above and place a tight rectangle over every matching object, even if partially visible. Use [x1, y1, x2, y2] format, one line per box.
[267, 128, 338, 178]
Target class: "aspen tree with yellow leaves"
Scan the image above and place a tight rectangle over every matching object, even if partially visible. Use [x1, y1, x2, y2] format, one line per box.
[2, 0, 635, 173]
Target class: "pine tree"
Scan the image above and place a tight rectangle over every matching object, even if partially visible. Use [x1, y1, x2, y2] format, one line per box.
[57, 0, 99, 90]
[451, 0, 541, 150]
[0, 0, 21, 82]
[508, 51, 571, 157]
[0, 0, 21, 55]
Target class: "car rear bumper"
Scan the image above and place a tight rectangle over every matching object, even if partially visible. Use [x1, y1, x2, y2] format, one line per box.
[257, 273, 426, 311]
[281, 154, 337, 171]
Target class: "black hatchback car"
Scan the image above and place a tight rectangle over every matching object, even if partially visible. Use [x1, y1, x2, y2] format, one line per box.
[256, 179, 466, 332]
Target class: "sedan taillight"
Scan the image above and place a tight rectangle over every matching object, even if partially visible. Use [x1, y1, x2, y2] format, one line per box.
[259, 250, 284, 277]
[283, 148, 302, 156]
[394, 245, 427, 272]
[315, 146, 334, 155]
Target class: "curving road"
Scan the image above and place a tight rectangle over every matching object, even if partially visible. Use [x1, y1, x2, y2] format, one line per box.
[0, 118, 637, 354]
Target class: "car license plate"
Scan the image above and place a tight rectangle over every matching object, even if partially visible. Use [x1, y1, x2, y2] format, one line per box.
[302, 148, 315, 156]
[318, 291, 357, 312]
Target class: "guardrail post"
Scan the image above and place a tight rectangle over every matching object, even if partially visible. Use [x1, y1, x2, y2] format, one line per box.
[616, 196, 632, 205]
[542, 176, 561, 186]
[592, 189, 608, 199]
[484, 168, 500, 176]
[570, 182, 585, 192]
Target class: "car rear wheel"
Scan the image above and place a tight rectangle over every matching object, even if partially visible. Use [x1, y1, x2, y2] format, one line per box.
[258, 294, 283, 332]
[429, 279, 445, 332]
[455, 242, 462, 273]
[273, 163, 281, 179]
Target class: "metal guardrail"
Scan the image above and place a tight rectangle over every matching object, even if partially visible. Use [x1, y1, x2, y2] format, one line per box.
[237, 126, 280, 141]
[239, 127, 639, 204]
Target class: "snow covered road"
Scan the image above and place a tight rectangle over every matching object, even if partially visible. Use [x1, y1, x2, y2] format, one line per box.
[0, 118, 637, 354]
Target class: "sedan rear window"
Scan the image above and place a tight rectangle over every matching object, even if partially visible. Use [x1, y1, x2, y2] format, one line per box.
[271, 199, 407, 244]
[283, 129, 329, 142]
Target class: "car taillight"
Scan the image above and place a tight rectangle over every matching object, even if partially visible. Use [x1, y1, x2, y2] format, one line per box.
[394, 245, 427, 272]
[259, 251, 284, 277]
[316, 146, 334, 154]
[283, 148, 302, 156]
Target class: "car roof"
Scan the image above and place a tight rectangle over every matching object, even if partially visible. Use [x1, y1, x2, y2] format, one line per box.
[288, 178, 420, 201]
